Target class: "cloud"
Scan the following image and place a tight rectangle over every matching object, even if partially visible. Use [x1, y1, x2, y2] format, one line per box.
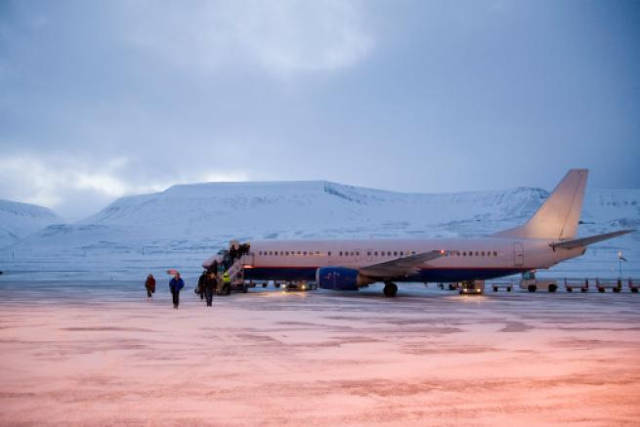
[0, 153, 252, 219]
[122, 0, 374, 75]
[201, 171, 251, 182]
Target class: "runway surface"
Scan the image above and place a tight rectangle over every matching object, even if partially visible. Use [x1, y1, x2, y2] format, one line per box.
[1, 282, 639, 426]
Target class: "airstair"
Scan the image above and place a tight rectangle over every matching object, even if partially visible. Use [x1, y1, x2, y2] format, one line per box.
[226, 257, 246, 286]
[218, 242, 253, 294]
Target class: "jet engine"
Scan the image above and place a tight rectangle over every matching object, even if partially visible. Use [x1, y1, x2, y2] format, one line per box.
[316, 267, 373, 291]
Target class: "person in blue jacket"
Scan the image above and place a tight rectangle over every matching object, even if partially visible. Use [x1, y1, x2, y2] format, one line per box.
[169, 272, 185, 309]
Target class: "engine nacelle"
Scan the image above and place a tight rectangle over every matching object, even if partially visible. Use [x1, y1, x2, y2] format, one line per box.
[316, 267, 372, 291]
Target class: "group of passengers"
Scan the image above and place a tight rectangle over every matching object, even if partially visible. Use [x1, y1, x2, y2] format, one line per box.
[224, 242, 250, 270]
[143, 242, 250, 309]
[143, 263, 230, 309]
[145, 272, 186, 309]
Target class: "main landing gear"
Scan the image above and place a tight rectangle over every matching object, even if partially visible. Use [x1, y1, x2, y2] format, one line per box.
[383, 282, 398, 298]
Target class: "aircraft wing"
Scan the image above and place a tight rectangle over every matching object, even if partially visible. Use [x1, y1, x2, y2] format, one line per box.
[358, 250, 446, 278]
[550, 229, 635, 250]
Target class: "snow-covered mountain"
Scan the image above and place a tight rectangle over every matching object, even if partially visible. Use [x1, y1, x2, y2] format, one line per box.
[1, 181, 638, 280]
[79, 181, 550, 239]
[0, 199, 63, 248]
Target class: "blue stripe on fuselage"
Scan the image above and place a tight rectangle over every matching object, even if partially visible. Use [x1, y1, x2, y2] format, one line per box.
[243, 266, 524, 283]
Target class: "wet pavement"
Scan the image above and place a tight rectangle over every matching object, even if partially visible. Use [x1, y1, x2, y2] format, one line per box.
[0, 282, 639, 425]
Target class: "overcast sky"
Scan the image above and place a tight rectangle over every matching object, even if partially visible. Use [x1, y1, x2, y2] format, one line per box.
[1, 0, 639, 220]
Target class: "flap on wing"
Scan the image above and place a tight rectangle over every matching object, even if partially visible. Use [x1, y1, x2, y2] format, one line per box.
[359, 250, 446, 278]
[550, 229, 634, 250]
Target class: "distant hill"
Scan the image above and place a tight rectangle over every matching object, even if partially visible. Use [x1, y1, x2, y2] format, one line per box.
[0, 199, 63, 248]
[79, 181, 551, 239]
[2, 181, 638, 279]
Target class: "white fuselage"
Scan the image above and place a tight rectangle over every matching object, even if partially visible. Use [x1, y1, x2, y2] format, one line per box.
[233, 237, 585, 284]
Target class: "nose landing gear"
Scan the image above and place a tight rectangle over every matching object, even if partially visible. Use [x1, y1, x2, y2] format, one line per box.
[383, 282, 398, 297]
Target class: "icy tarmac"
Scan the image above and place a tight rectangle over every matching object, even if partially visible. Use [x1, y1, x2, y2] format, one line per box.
[1, 282, 639, 426]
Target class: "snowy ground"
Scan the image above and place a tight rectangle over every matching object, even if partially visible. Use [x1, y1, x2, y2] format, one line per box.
[1, 282, 639, 426]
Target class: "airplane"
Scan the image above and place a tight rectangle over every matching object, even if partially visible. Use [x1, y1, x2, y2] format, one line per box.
[203, 169, 634, 297]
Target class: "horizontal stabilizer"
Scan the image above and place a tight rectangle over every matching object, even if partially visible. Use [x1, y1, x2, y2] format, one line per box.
[359, 250, 445, 278]
[550, 229, 635, 250]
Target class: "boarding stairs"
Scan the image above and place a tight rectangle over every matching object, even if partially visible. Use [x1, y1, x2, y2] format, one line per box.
[225, 255, 251, 286]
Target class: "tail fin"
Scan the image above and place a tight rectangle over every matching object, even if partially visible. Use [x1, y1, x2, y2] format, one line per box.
[494, 169, 588, 240]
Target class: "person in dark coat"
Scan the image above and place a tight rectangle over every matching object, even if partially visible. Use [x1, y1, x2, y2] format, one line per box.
[145, 274, 156, 298]
[239, 243, 250, 256]
[204, 271, 217, 307]
[169, 273, 185, 309]
[229, 245, 238, 262]
[196, 272, 206, 300]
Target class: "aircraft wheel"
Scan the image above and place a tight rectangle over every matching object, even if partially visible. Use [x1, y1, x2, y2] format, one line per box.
[492, 286, 498, 292]
[383, 282, 398, 298]
[631, 288, 638, 293]
[613, 287, 621, 293]
[262, 282, 267, 288]
[549, 284, 557, 293]
[598, 288, 605, 293]
[528, 285, 537, 292]
[507, 287, 512, 292]
[567, 288, 573, 292]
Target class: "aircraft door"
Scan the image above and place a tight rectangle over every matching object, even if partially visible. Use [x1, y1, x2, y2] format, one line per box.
[513, 242, 524, 266]
[244, 253, 255, 267]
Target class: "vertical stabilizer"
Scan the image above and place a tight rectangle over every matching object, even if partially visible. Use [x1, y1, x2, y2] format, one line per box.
[494, 169, 588, 240]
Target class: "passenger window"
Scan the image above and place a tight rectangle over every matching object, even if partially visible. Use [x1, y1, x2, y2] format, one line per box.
[393, 251, 397, 256]
[463, 252, 466, 256]
[374, 251, 378, 256]
[481, 251, 485, 256]
[411, 251, 416, 255]
[493, 251, 498, 256]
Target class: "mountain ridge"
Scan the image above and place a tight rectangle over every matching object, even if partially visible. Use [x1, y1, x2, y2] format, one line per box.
[0, 199, 63, 248]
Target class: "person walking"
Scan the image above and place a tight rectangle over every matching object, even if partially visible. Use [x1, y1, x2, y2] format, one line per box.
[145, 274, 156, 298]
[169, 272, 185, 309]
[196, 271, 206, 300]
[204, 271, 217, 307]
